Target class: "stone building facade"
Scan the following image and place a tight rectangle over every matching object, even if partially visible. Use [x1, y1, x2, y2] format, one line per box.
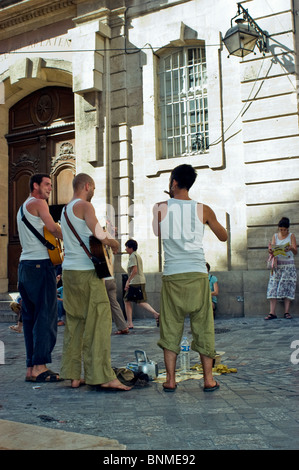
[0, 0, 298, 317]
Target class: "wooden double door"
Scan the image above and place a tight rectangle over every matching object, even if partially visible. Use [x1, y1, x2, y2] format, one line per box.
[7, 86, 75, 290]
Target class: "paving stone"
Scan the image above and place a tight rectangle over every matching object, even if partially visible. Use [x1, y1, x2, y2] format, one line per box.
[0, 317, 299, 450]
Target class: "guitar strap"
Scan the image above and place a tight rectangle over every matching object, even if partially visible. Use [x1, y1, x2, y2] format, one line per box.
[63, 206, 99, 264]
[20, 205, 55, 251]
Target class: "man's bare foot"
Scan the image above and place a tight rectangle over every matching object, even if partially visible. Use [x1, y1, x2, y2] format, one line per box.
[71, 379, 85, 388]
[31, 365, 48, 378]
[100, 378, 132, 391]
[9, 324, 22, 333]
[25, 367, 33, 381]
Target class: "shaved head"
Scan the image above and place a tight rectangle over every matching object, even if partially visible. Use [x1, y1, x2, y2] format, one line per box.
[73, 173, 95, 191]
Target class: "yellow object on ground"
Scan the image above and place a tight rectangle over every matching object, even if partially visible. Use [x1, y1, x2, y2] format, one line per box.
[153, 353, 237, 384]
[191, 363, 237, 374]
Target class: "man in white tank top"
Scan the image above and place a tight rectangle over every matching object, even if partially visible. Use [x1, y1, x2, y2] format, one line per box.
[60, 173, 131, 390]
[153, 164, 227, 392]
[17, 173, 63, 383]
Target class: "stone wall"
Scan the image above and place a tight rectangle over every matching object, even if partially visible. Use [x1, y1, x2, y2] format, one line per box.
[116, 269, 299, 319]
[0, 0, 299, 301]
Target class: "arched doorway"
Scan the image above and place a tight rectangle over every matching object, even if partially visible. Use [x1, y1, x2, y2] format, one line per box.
[6, 86, 75, 290]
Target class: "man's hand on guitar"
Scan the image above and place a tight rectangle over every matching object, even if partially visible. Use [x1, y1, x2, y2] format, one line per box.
[106, 239, 119, 255]
[94, 222, 119, 254]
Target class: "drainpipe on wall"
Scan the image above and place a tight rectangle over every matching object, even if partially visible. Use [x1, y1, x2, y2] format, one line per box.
[104, 36, 113, 207]
[217, 31, 226, 170]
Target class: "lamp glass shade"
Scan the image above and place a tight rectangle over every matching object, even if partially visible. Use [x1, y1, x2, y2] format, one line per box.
[223, 23, 259, 57]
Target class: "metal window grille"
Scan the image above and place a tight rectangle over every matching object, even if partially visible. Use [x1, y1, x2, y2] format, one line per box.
[159, 47, 209, 159]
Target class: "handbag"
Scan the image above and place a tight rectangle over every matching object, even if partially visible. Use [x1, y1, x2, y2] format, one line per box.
[125, 253, 144, 301]
[127, 284, 143, 301]
[267, 242, 277, 273]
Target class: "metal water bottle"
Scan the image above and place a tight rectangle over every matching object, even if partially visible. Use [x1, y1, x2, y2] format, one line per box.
[180, 336, 190, 372]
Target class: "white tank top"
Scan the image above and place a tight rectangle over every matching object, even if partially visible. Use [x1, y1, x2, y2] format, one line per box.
[274, 232, 294, 262]
[160, 199, 207, 275]
[61, 199, 94, 270]
[17, 197, 49, 261]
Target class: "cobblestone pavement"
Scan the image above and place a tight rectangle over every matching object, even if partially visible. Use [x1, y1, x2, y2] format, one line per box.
[0, 316, 299, 451]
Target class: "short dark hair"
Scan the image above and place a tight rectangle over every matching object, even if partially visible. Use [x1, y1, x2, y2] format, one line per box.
[278, 217, 290, 228]
[30, 173, 51, 192]
[125, 239, 138, 251]
[171, 164, 197, 190]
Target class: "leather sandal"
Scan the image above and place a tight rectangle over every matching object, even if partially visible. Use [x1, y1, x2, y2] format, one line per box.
[114, 328, 129, 335]
[31, 370, 63, 382]
[264, 314, 277, 320]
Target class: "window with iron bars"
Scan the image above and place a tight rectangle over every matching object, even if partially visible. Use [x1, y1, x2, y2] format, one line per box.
[158, 47, 209, 159]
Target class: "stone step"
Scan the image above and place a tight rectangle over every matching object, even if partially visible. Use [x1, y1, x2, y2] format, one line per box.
[0, 305, 16, 322]
[0, 293, 19, 322]
[0, 312, 16, 322]
[0, 301, 11, 310]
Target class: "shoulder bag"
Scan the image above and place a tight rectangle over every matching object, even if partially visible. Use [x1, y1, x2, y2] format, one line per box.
[63, 206, 113, 278]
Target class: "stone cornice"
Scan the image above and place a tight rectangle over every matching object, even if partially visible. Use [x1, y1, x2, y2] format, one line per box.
[0, 0, 76, 37]
[72, 7, 111, 26]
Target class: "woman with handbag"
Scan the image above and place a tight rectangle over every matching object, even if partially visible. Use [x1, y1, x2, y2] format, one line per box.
[265, 217, 297, 320]
[124, 239, 160, 329]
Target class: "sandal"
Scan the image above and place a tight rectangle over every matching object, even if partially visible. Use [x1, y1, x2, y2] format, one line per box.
[264, 313, 277, 320]
[203, 381, 220, 392]
[284, 313, 292, 319]
[114, 328, 129, 335]
[163, 384, 177, 392]
[31, 370, 63, 382]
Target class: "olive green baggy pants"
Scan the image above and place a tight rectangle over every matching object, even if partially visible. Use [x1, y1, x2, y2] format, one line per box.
[158, 272, 216, 359]
[61, 269, 116, 385]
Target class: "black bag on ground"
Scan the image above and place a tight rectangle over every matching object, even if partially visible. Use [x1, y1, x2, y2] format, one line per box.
[113, 368, 149, 386]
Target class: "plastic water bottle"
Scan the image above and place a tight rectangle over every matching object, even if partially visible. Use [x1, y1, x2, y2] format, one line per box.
[180, 336, 190, 373]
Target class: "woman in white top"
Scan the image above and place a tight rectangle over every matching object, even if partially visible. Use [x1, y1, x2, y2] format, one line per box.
[266, 217, 297, 319]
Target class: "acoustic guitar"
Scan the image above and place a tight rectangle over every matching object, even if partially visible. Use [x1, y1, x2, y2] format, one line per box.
[43, 225, 64, 266]
[89, 235, 114, 278]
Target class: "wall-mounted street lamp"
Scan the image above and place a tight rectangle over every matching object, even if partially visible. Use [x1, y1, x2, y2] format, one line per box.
[223, 3, 269, 57]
